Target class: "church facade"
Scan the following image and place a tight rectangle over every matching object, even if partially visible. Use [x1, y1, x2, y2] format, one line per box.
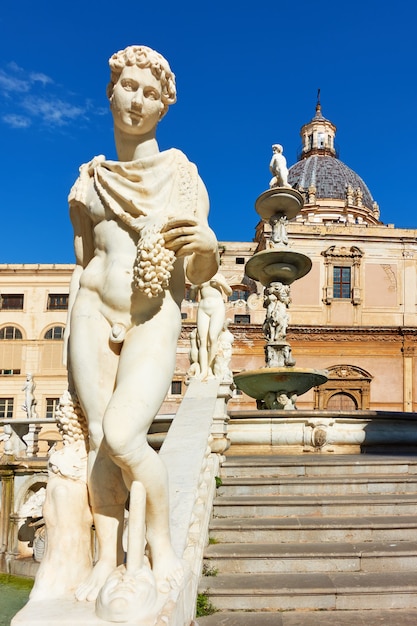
[1, 103, 417, 420]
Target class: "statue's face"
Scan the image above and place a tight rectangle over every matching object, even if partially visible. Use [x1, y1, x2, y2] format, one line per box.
[110, 65, 164, 136]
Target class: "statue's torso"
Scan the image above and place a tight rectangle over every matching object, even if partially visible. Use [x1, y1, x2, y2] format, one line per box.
[74, 176, 185, 327]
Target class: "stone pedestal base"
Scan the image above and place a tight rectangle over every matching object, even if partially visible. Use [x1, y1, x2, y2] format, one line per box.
[227, 409, 417, 455]
[12, 597, 164, 625]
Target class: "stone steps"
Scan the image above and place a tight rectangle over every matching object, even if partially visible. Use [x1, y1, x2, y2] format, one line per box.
[221, 454, 417, 478]
[218, 474, 417, 496]
[198, 571, 417, 611]
[197, 609, 417, 625]
[199, 453, 417, 622]
[204, 540, 417, 573]
[213, 493, 417, 517]
[210, 514, 417, 543]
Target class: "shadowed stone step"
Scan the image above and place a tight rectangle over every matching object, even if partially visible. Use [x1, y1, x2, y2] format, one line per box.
[218, 474, 417, 496]
[209, 514, 417, 543]
[197, 609, 417, 625]
[198, 571, 417, 611]
[204, 540, 417, 573]
[213, 493, 417, 517]
[221, 454, 417, 479]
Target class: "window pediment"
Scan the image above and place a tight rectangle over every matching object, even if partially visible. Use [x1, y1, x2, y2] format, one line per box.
[322, 245, 363, 260]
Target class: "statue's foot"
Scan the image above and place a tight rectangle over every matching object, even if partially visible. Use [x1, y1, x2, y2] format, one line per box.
[153, 549, 184, 593]
[75, 560, 114, 602]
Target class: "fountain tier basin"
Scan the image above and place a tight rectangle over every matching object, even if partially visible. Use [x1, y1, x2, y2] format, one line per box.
[255, 187, 303, 221]
[245, 249, 312, 286]
[234, 367, 328, 400]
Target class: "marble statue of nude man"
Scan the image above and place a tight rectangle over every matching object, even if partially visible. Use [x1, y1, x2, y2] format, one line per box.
[65, 45, 219, 603]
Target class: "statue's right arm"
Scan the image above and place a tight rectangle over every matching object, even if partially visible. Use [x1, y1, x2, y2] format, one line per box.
[63, 202, 94, 366]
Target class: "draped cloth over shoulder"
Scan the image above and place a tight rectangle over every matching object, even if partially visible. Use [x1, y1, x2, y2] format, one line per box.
[69, 148, 199, 295]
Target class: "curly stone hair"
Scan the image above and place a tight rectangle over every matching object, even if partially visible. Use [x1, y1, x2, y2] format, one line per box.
[107, 45, 177, 118]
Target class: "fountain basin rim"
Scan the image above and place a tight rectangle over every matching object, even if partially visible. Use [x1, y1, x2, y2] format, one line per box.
[245, 249, 312, 285]
[255, 187, 304, 221]
[234, 367, 328, 400]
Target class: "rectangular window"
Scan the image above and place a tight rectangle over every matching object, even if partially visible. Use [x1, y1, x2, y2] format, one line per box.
[234, 314, 250, 324]
[171, 381, 182, 395]
[46, 398, 60, 419]
[229, 290, 249, 302]
[47, 294, 69, 310]
[333, 266, 351, 299]
[1, 294, 24, 310]
[0, 369, 21, 375]
[0, 397, 14, 418]
[235, 257, 245, 264]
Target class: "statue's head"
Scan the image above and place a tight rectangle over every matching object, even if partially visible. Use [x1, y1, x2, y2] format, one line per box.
[107, 45, 177, 120]
[272, 144, 283, 154]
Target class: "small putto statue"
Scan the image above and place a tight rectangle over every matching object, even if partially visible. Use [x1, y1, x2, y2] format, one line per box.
[269, 144, 291, 189]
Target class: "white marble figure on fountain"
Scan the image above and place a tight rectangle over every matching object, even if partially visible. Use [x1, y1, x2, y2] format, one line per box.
[187, 327, 201, 378]
[269, 144, 291, 189]
[262, 391, 297, 410]
[213, 319, 234, 381]
[263, 282, 291, 343]
[21, 373, 38, 419]
[53, 45, 218, 618]
[20, 487, 46, 519]
[265, 343, 296, 368]
[190, 273, 232, 380]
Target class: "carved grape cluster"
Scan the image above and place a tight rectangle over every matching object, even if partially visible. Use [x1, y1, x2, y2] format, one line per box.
[134, 232, 175, 298]
[55, 391, 89, 446]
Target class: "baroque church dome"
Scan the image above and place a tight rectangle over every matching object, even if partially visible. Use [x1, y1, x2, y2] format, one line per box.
[287, 98, 380, 225]
[289, 156, 374, 211]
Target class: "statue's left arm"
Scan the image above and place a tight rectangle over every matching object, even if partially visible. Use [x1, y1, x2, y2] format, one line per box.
[162, 177, 219, 285]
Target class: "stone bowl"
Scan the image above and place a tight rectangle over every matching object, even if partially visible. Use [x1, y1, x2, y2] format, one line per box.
[245, 249, 312, 286]
[234, 367, 328, 401]
[255, 187, 304, 221]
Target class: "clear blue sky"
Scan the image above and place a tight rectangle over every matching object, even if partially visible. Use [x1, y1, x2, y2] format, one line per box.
[1, 0, 416, 263]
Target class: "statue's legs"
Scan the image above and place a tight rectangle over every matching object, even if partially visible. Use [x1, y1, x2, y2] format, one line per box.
[206, 305, 225, 373]
[103, 303, 184, 591]
[196, 310, 210, 378]
[69, 306, 128, 602]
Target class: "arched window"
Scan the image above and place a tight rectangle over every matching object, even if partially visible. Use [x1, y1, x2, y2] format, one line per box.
[0, 326, 22, 340]
[315, 364, 372, 410]
[44, 326, 65, 340]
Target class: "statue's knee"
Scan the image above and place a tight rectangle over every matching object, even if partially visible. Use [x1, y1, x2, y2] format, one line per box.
[104, 428, 144, 461]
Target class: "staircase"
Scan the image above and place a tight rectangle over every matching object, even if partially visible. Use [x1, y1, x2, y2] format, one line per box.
[197, 454, 417, 625]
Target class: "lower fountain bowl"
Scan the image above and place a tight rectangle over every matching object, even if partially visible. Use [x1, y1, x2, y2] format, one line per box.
[234, 367, 328, 400]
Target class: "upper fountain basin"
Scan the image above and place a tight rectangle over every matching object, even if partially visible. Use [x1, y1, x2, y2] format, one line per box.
[255, 187, 304, 221]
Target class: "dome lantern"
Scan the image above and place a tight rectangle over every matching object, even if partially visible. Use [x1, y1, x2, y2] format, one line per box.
[300, 90, 337, 159]
[288, 95, 381, 226]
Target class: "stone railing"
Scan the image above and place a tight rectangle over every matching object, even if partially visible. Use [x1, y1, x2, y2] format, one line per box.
[158, 377, 232, 625]
[0, 419, 58, 460]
